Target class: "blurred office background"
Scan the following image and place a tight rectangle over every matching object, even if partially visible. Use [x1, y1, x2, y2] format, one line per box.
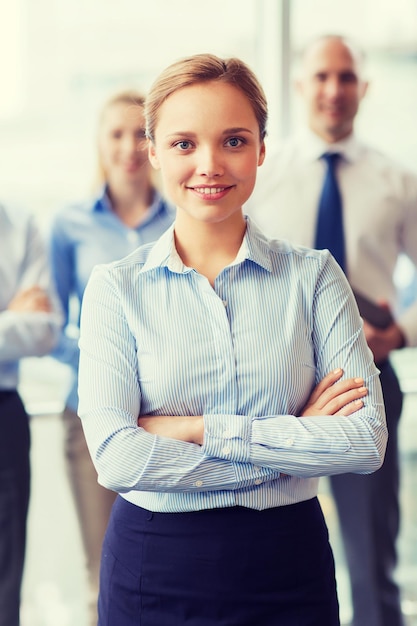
[1, 1, 416, 624]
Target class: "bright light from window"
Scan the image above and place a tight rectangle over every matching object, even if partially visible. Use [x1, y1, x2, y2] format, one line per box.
[0, 1, 23, 117]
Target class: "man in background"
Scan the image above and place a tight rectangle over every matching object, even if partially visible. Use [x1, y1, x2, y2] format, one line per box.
[0, 203, 61, 626]
[246, 34, 417, 626]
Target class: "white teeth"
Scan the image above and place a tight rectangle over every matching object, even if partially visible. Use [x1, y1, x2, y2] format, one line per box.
[194, 187, 225, 194]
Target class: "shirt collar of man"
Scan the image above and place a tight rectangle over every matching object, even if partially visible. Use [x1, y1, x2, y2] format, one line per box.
[140, 217, 273, 276]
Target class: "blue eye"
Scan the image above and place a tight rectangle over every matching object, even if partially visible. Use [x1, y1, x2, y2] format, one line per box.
[175, 141, 192, 150]
[226, 137, 243, 148]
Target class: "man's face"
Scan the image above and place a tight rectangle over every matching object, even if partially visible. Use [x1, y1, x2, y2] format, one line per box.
[297, 37, 368, 143]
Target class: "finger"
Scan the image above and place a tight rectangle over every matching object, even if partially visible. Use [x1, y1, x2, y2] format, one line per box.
[335, 399, 365, 417]
[308, 368, 344, 405]
[324, 386, 367, 414]
[316, 377, 365, 409]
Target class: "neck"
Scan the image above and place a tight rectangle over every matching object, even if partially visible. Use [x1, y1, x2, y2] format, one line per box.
[313, 127, 354, 145]
[174, 213, 246, 286]
[108, 182, 154, 227]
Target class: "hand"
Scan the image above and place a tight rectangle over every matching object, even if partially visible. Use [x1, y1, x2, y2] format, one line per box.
[363, 319, 405, 364]
[138, 415, 204, 445]
[301, 368, 368, 417]
[8, 286, 52, 313]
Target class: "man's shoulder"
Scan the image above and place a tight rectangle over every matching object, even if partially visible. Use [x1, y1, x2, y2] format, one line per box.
[354, 140, 416, 174]
[350, 141, 417, 197]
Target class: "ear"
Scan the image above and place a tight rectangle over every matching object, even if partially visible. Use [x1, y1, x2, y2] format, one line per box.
[148, 142, 160, 170]
[258, 140, 266, 166]
[295, 78, 304, 98]
[360, 80, 369, 100]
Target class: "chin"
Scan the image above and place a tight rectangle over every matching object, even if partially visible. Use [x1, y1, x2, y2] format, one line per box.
[324, 117, 350, 135]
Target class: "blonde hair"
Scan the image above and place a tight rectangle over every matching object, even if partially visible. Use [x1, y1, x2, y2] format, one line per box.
[145, 53, 268, 142]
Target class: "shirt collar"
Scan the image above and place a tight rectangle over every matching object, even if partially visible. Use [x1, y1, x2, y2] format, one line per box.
[92, 186, 113, 213]
[141, 216, 273, 276]
[296, 128, 365, 163]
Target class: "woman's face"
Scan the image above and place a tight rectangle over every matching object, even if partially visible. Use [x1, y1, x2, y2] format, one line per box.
[98, 101, 150, 187]
[148, 81, 265, 227]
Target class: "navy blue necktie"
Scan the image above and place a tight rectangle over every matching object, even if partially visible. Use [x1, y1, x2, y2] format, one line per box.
[314, 152, 346, 272]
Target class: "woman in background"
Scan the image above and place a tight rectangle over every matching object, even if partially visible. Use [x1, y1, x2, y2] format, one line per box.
[78, 55, 387, 626]
[48, 89, 174, 625]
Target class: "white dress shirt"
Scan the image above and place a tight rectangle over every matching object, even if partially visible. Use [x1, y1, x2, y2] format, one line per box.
[246, 130, 417, 346]
[0, 204, 62, 390]
[78, 218, 386, 513]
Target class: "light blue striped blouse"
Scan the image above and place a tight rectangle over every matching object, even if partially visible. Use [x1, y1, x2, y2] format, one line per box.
[78, 217, 387, 512]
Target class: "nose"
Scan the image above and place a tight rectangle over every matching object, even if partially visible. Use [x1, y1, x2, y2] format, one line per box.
[121, 133, 139, 156]
[196, 146, 224, 177]
[323, 76, 344, 99]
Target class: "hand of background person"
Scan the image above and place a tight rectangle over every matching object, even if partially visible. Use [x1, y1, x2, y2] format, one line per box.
[8, 286, 52, 313]
[301, 369, 368, 417]
[363, 318, 406, 364]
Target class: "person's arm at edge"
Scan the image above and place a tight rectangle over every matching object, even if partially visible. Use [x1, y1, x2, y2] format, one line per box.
[0, 214, 62, 361]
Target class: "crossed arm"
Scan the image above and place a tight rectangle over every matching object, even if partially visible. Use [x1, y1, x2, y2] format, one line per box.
[8, 286, 52, 313]
[138, 368, 368, 445]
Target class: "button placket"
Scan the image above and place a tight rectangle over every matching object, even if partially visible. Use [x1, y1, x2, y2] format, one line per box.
[198, 276, 237, 415]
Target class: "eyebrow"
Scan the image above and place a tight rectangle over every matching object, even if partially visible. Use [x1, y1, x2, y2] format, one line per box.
[223, 127, 254, 135]
[166, 127, 254, 139]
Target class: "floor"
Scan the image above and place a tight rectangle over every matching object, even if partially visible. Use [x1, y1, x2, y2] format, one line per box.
[19, 350, 417, 626]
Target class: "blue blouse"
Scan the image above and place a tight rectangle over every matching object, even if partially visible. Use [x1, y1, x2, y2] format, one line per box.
[49, 187, 175, 410]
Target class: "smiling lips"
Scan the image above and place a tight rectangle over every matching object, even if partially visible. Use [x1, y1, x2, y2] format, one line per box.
[321, 103, 345, 116]
[190, 185, 233, 198]
[123, 161, 140, 172]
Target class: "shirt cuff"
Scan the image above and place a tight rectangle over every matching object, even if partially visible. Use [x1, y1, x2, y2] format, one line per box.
[203, 413, 252, 462]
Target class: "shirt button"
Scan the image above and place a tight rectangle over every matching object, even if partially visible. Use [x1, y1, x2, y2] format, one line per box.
[254, 479, 262, 485]
[285, 438, 294, 447]
[223, 430, 232, 439]
[222, 300, 227, 307]
[222, 446, 231, 456]
[195, 480, 203, 487]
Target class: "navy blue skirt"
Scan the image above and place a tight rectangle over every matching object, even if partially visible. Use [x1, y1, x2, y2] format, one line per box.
[98, 496, 340, 625]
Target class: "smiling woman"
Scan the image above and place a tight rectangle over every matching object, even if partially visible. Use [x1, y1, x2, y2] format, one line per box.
[47, 89, 175, 626]
[77, 53, 387, 626]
